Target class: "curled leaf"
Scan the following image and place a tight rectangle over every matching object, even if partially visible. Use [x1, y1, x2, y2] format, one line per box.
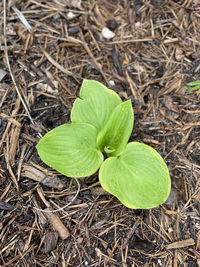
[97, 100, 134, 157]
[71, 79, 122, 132]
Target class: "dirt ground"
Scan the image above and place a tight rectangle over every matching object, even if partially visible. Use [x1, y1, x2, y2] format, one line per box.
[0, 0, 200, 266]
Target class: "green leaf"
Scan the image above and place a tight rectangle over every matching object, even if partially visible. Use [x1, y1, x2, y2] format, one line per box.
[97, 100, 134, 157]
[36, 123, 104, 178]
[186, 80, 200, 86]
[71, 80, 122, 132]
[186, 85, 200, 93]
[186, 80, 200, 93]
[99, 142, 171, 209]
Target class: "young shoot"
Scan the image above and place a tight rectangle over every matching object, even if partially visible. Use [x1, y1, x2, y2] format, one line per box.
[36, 80, 171, 209]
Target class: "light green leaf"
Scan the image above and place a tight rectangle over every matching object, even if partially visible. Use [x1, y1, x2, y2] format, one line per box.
[36, 123, 104, 177]
[186, 85, 200, 93]
[186, 80, 200, 86]
[71, 80, 122, 132]
[97, 100, 134, 157]
[99, 142, 171, 209]
[186, 80, 200, 92]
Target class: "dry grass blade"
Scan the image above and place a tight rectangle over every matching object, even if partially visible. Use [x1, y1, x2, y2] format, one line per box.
[44, 51, 79, 79]
[12, 7, 32, 32]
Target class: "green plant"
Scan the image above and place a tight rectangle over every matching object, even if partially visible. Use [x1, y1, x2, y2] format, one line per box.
[186, 80, 200, 92]
[36, 80, 171, 209]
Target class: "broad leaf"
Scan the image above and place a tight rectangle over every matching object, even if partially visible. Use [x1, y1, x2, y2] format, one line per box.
[99, 142, 171, 209]
[97, 100, 134, 157]
[36, 123, 104, 177]
[71, 80, 122, 132]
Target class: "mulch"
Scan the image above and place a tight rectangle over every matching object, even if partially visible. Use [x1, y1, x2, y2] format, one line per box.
[0, 0, 200, 266]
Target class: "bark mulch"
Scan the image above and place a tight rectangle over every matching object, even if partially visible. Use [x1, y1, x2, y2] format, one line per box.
[0, 0, 200, 266]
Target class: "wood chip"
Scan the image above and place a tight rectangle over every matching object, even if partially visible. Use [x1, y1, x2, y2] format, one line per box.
[44, 208, 70, 240]
[22, 162, 65, 190]
[0, 69, 7, 81]
[0, 200, 15, 210]
[0, 113, 21, 128]
[166, 238, 195, 249]
[43, 231, 59, 253]
[36, 187, 70, 240]
[9, 125, 22, 166]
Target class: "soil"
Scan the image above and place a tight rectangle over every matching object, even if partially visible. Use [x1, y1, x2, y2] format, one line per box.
[0, 0, 200, 266]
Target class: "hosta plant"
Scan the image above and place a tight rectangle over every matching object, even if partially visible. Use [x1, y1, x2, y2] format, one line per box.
[36, 80, 171, 209]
